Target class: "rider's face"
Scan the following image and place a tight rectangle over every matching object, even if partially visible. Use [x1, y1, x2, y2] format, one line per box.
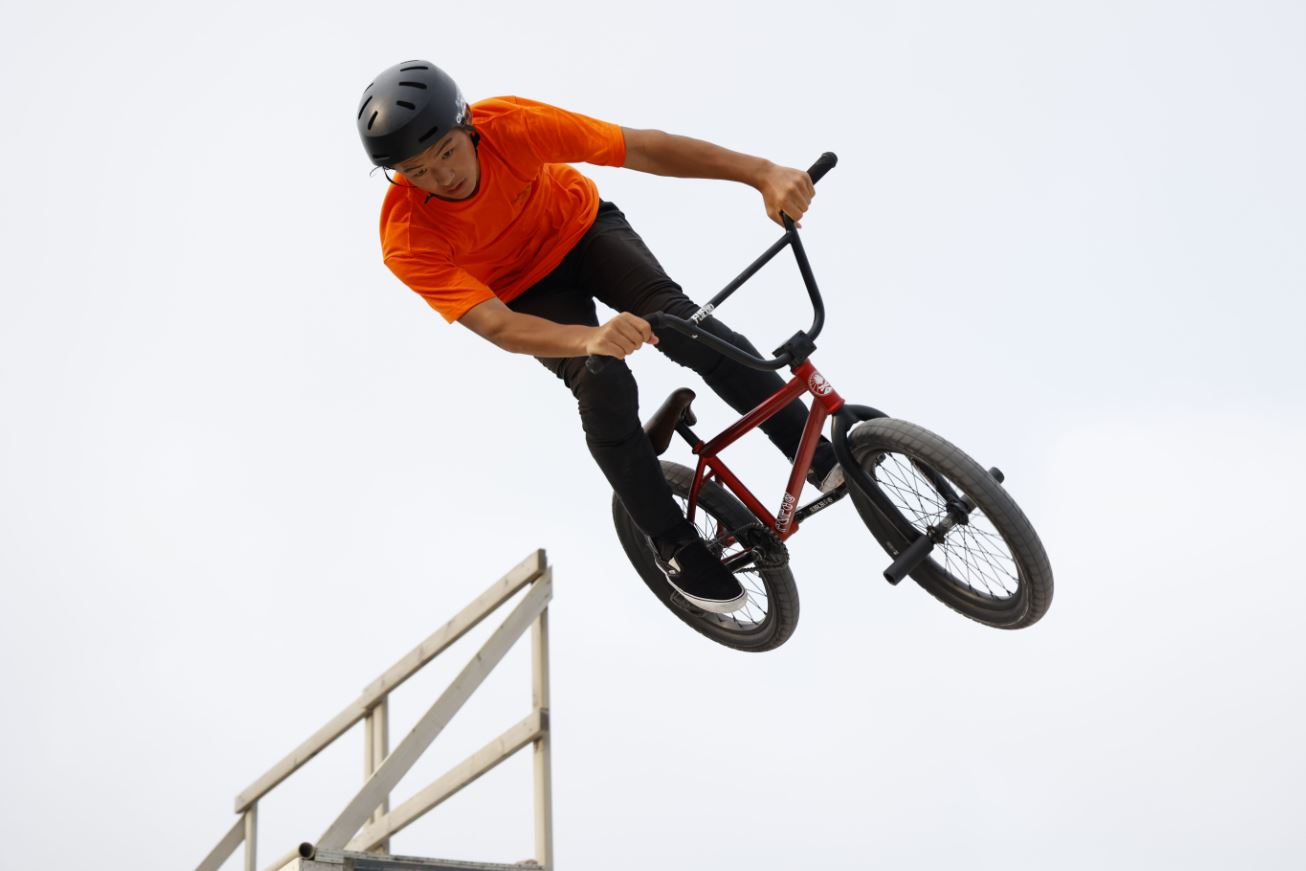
[395, 128, 480, 200]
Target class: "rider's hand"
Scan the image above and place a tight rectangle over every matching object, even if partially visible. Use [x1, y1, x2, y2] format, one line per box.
[758, 163, 816, 228]
[586, 312, 658, 359]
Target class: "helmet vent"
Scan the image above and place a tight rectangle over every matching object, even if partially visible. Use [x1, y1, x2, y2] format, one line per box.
[399, 81, 428, 89]
[367, 110, 379, 130]
[417, 125, 441, 143]
[396, 100, 416, 110]
[357, 95, 373, 119]
[400, 64, 428, 71]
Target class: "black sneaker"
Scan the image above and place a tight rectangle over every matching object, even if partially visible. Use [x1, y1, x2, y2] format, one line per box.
[805, 444, 845, 493]
[652, 538, 747, 614]
[807, 463, 846, 494]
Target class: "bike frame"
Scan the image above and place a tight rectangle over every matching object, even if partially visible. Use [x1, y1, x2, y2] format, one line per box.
[682, 358, 846, 541]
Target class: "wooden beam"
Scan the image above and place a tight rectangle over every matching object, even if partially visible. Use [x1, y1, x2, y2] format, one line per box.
[234, 550, 547, 812]
[315, 575, 553, 850]
[194, 815, 244, 871]
[259, 846, 303, 871]
[347, 711, 545, 852]
[358, 550, 546, 699]
[306, 851, 537, 871]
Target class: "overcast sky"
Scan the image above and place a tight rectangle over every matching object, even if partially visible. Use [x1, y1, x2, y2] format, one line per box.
[2, 1, 1304, 869]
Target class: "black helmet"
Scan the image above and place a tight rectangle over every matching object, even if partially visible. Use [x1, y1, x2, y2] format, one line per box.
[357, 61, 470, 168]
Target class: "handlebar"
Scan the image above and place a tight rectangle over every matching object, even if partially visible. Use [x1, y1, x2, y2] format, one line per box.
[586, 151, 837, 374]
[805, 151, 838, 186]
[642, 311, 791, 370]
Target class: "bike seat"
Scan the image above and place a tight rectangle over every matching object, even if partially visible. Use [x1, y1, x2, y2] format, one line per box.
[645, 388, 697, 456]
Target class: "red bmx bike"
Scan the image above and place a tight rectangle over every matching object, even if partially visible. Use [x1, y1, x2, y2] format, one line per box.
[605, 153, 1053, 651]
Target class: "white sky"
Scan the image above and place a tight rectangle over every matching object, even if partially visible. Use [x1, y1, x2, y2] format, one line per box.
[2, 1, 1304, 869]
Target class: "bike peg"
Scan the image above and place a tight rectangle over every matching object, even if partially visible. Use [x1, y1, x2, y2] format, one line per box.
[884, 532, 935, 585]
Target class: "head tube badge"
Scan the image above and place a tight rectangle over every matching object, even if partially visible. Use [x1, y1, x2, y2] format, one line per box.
[776, 492, 798, 533]
[808, 370, 833, 396]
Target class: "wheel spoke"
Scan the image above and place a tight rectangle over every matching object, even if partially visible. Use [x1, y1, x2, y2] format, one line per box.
[936, 519, 1017, 598]
[878, 456, 945, 524]
[876, 457, 947, 529]
[869, 450, 1022, 602]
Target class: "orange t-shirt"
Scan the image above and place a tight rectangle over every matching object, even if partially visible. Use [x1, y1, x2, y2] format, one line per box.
[380, 96, 628, 322]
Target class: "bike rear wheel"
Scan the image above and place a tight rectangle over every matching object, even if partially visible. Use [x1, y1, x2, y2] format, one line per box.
[846, 419, 1053, 628]
[612, 461, 800, 652]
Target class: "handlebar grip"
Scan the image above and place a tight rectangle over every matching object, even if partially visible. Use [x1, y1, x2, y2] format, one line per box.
[807, 152, 838, 184]
[584, 312, 668, 374]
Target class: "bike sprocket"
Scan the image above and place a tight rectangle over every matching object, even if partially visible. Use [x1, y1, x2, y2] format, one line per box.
[733, 524, 789, 571]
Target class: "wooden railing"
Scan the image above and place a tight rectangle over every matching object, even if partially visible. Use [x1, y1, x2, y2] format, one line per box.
[194, 550, 554, 871]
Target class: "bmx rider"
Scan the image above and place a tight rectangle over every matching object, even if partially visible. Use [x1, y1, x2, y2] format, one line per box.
[357, 60, 844, 614]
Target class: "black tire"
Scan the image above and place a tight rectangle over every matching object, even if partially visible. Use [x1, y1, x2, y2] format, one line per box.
[612, 461, 800, 652]
[845, 419, 1053, 629]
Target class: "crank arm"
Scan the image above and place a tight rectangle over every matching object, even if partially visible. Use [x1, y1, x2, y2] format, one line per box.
[721, 549, 760, 572]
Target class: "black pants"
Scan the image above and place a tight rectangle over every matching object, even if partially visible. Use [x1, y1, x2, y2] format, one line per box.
[509, 201, 834, 543]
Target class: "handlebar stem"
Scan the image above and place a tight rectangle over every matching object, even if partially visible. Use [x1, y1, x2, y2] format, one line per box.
[772, 330, 818, 368]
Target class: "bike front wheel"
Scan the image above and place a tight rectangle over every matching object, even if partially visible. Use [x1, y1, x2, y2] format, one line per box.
[612, 461, 800, 652]
[846, 418, 1053, 629]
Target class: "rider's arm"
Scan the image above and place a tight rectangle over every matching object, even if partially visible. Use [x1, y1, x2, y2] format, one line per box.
[385, 248, 653, 359]
[459, 298, 657, 359]
[620, 127, 815, 225]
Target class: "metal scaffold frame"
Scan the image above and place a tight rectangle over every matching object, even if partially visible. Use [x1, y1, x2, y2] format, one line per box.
[194, 550, 555, 871]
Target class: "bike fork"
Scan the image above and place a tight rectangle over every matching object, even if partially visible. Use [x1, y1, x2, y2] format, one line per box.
[878, 466, 1005, 584]
[831, 405, 1007, 586]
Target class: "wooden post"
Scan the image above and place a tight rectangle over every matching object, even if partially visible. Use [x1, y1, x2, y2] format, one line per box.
[368, 698, 391, 853]
[243, 803, 257, 871]
[364, 705, 374, 779]
[532, 600, 554, 870]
